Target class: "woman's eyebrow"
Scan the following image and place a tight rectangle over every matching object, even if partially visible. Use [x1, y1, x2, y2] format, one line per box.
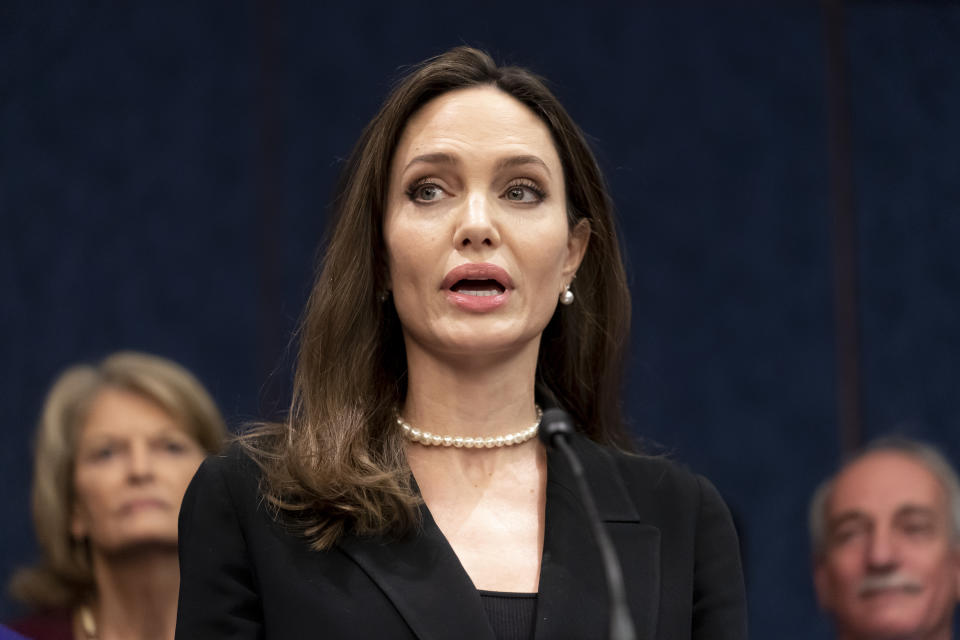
[400, 153, 551, 178]
[496, 155, 550, 176]
[494, 154, 551, 177]
[401, 152, 458, 174]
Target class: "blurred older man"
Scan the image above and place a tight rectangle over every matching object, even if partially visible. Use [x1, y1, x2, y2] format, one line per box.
[810, 438, 960, 639]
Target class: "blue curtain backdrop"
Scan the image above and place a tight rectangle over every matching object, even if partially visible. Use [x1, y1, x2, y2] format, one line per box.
[2, 3, 958, 638]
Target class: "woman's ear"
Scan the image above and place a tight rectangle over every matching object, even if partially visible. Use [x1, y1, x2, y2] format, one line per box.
[564, 218, 591, 278]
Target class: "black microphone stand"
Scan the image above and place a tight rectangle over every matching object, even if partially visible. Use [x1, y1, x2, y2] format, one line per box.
[539, 408, 637, 640]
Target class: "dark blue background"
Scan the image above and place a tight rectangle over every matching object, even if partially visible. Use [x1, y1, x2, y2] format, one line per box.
[2, 4, 958, 638]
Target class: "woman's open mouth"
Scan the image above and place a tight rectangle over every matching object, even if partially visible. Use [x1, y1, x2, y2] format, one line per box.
[450, 279, 506, 297]
[442, 263, 512, 312]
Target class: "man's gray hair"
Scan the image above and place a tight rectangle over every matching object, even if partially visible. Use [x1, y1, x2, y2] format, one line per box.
[809, 436, 960, 559]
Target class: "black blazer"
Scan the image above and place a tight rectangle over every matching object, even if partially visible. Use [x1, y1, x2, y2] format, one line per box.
[176, 435, 747, 639]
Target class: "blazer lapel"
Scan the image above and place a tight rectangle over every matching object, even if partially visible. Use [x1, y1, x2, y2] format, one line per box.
[338, 503, 496, 640]
[535, 436, 660, 640]
[337, 436, 659, 640]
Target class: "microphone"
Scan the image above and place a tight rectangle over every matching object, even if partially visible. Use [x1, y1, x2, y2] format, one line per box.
[539, 409, 637, 640]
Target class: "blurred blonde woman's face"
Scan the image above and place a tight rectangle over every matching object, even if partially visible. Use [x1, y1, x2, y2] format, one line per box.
[71, 388, 206, 553]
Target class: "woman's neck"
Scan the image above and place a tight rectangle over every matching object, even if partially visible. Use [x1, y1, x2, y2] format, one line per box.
[401, 339, 541, 440]
[85, 544, 180, 640]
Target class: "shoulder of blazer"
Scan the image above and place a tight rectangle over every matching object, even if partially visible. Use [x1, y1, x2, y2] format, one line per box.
[205, 439, 261, 482]
[193, 439, 269, 523]
[566, 433, 707, 525]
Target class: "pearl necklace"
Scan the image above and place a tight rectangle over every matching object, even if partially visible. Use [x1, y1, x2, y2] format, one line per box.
[397, 405, 543, 448]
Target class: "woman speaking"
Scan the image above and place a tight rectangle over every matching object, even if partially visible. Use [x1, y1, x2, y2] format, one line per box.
[176, 47, 747, 639]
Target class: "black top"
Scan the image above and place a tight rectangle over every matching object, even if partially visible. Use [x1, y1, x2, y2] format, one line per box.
[176, 433, 748, 639]
[478, 590, 537, 640]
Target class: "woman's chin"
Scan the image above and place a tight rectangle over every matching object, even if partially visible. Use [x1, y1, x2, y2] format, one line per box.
[95, 528, 180, 556]
[429, 332, 541, 360]
[408, 318, 547, 357]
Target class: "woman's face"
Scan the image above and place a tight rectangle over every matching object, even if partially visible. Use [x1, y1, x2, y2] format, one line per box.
[71, 388, 206, 553]
[384, 86, 589, 359]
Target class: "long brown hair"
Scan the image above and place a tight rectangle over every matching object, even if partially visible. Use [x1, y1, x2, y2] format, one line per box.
[246, 46, 632, 549]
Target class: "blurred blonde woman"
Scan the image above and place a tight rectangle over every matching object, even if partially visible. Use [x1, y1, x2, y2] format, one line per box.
[8, 352, 225, 640]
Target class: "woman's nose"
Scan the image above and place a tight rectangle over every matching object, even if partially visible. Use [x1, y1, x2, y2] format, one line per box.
[453, 191, 500, 250]
[127, 441, 155, 482]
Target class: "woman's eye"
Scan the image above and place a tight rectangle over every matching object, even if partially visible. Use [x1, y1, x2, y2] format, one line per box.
[502, 183, 544, 203]
[161, 440, 187, 454]
[407, 182, 447, 203]
[89, 446, 116, 461]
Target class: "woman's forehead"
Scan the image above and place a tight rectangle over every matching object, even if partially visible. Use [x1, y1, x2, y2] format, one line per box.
[77, 388, 186, 441]
[392, 86, 561, 175]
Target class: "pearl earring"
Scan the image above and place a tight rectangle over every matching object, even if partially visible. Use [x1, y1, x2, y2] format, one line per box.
[560, 285, 574, 306]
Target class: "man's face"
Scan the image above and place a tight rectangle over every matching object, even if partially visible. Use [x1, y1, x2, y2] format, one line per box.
[814, 451, 960, 639]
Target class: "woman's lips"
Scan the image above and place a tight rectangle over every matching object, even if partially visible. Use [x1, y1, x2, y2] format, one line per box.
[442, 263, 512, 312]
[441, 263, 513, 290]
[119, 498, 169, 514]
